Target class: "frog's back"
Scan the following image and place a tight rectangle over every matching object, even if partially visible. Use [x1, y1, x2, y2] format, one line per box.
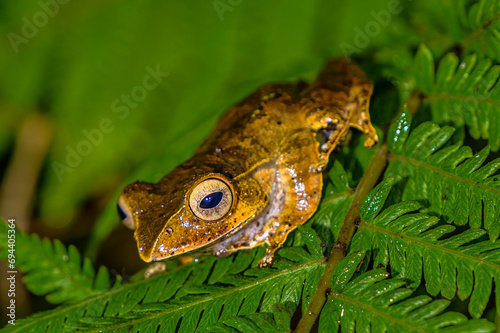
[195, 83, 307, 172]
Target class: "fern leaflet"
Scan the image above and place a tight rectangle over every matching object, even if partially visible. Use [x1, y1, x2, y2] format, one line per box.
[461, 0, 500, 62]
[0, 225, 325, 332]
[413, 44, 500, 151]
[0, 221, 115, 304]
[319, 250, 496, 332]
[351, 179, 500, 319]
[386, 111, 500, 240]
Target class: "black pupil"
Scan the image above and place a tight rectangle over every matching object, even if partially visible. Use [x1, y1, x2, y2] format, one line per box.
[200, 192, 223, 209]
[117, 204, 127, 220]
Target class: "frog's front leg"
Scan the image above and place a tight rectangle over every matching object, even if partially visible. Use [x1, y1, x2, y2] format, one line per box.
[256, 130, 323, 268]
[302, 58, 378, 172]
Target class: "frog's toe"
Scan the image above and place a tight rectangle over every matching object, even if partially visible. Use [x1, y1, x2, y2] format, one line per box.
[309, 162, 327, 174]
[362, 124, 378, 148]
[144, 262, 166, 278]
[257, 254, 275, 268]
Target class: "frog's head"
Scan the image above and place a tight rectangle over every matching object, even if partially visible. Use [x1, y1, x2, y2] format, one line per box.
[118, 155, 266, 262]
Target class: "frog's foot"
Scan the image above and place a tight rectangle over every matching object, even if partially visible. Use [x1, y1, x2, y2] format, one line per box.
[257, 231, 288, 268]
[309, 161, 327, 174]
[178, 256, 196, 264]
[214, 248, 232, 258]
[257, 249, 276, 268]
[361, 124, 378, 148]
[144, 262, 166, 278]
[344, 86, 378, 148]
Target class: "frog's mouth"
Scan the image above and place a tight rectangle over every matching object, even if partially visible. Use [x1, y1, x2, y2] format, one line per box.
[151, 224, 244, 261]
[145, 192, 268, 262]
[145, 215, 249, 262]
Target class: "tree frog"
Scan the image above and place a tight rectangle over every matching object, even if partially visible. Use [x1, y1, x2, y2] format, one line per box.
[118, 58, 377, 268]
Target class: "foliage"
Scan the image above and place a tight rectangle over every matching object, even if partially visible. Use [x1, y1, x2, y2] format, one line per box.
[0, 221, 114, 304]
[0, 227, 325, 332]
[352, 176, 500, 319]
[412, 45, 500, 151]
[320, 251, 495, 332]
[0, 0, 499, 332]
[386, 111, 500, 239]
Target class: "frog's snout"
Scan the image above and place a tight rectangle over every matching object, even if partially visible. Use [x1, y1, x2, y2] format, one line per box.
[118, 195, 136, 229]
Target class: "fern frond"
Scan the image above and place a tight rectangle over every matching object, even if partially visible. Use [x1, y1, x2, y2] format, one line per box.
[413, 44, 500, 151]
[461, 0, 500, 62]
[351, 179, 500, 319]
[0, 221, 114, 305]
[328, 159, 353, 193]
[0, 225, 325, 332]
[203, 301, 294, 333]
[293, 193, 353, 254]
[386, 111, 500, 240]
[319, 250, 495, 332]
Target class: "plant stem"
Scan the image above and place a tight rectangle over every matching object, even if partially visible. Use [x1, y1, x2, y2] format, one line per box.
[293, 143, 389, 333]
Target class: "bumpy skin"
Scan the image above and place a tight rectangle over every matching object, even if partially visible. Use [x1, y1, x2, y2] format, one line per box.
[119, 58, 377, 268]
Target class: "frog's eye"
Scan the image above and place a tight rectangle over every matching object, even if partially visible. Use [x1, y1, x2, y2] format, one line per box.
[189, 178, 232, 220]
[118, 196, 136, 229]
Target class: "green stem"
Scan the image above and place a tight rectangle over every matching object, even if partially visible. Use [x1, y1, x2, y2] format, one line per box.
[293, 143, 389, 333]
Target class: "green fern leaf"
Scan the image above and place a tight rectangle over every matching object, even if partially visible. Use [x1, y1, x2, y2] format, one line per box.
[328, 159, 352, 192]
[205, 301, 294, 333]
[386, 115, 500, 240]
[352, 181, 500, 319]
[388, 106, 413, 154]
[413, 44, 500, 151]
[0, 225, 326, 332]
[461, 0, 500, 62]
[0, 221, 114, 305]
[319, 252, 496, 332]
[70, 258, 321, 332]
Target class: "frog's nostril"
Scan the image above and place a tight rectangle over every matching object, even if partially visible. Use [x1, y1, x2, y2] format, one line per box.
[118, 196, 136, 229]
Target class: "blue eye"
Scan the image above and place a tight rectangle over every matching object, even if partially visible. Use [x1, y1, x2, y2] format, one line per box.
[199, 192, 223, 209]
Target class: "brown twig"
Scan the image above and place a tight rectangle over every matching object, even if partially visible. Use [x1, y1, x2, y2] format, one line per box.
[294, 143, 389, 332]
